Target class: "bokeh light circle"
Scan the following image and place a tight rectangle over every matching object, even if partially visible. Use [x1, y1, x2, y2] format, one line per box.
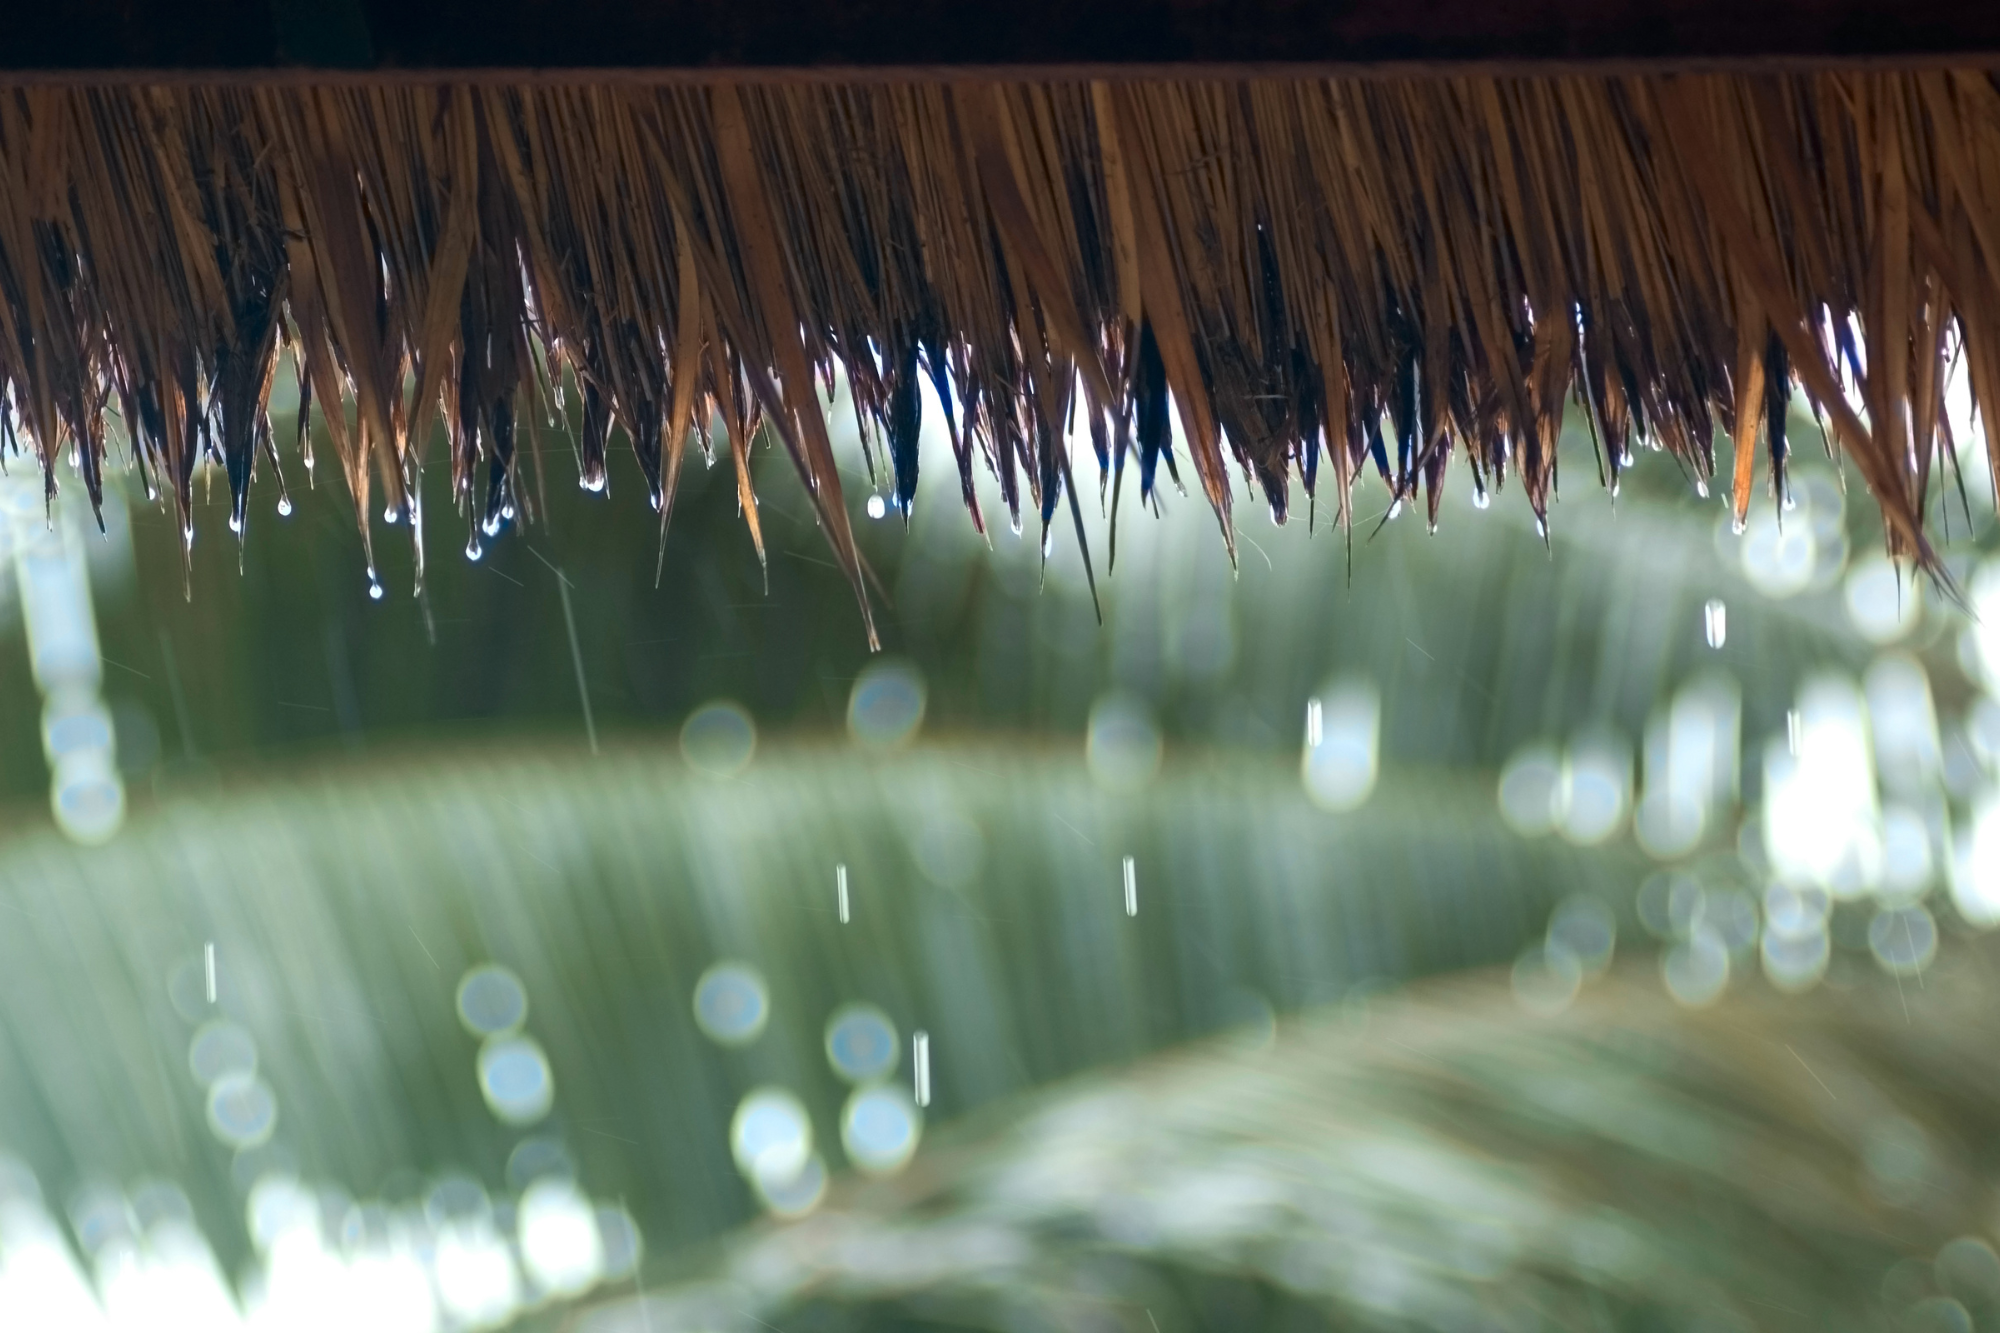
[1086, 693, 1162, 792]
[841, 1084, 923, 1175]
[1497, 744, 1562, 836]
[848, 661, 927, 750]
[752, 1153, 828, 1219]
[1510, 943, 1583, 1015]
[680, 701, 757, 777]
[825, 1003, 900, 1083]
[188, 1020, 258, 1087]
[1661, 927, 1730, 1007]
[730, 1088, 812, 1182]
[1868, 904, 1938, 976]
[693, 962, 770, 1047]
[477, 1035, 555, 1125]
[1844, 554, 1922, 643]
[206, 1072, 279, 1149]
[456, 965, 529, 1037]
[1546, 895, 1617, 976]
[1761, 924, 1830, 993]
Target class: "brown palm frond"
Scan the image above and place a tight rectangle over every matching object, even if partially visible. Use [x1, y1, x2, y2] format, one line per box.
[2, 74, 1995, 624]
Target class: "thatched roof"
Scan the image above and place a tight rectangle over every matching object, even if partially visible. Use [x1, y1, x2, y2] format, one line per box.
[1, 72, 1995, 639]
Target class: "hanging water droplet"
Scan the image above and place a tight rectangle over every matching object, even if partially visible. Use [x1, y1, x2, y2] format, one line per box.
[482, 513, 503, 537]
[1619, 450, 1635, 468]
[865, 495, 886, 520]
[1781, 487, 1797, 512]
[366, 569, 385, 601]
[649, 488, 663, 513]
[579, 471, 607, 494]
[227, 512, 242, 535]
[1703, 598, 1727, 648]
[502, 502, 516, 521]
[1730, 514, 1746, 536]
[276, 497, 293, 517]
[1472, 489, 1490, 510]
[1042, 531, 1054, 558]
[1695, 480, 1709, 499]
[1534, 516, 1548, 540]
[464, 534, 484, 562]
[1386, 499, 1403, 521]
[1009, 515, 1023, 537]
[383, 505, 400, 525]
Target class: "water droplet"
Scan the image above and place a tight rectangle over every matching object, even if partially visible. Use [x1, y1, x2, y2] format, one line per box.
[1472, 489, 1490, 510]
[366, 570, 385, 601]
[1730, 514, 1746, 535]
[1619, 450, 1635, 468]
[465, 534, 484, 562]
[1703, 598, 1728, 648]
[276, 497, 293, 517]
[1781, 487, 1797, 512]
[1009, 515, 1023, 537]
[1695, 480, 1709, 499]
[1386, 499, 1403, 521]
[579, 471, 607, 494]
[383, 505, 400, 525]
[1042, 531, 1054, 558]
[865, 495, 886, 520]
[1534, 516, 1548, 540]
[227, 512, 242, 534]
[502, 502, 516, 521]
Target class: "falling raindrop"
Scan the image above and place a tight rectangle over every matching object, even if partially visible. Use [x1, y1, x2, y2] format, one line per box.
[1787, 708, 1802, 756]
[836, 864, 850, 923]
[1703, 599, 1728, 648]
[912, 1030, 931, 1107]
[865, 495, 886, 520]
[1122, 855, 1137, 917]
[204, 942, 217, 1003]
[1304, 698, 1323, 747]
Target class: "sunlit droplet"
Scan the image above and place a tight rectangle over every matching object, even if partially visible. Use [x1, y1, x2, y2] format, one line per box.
[276, 497, 293, 517]
[1702, 598, 1727, 648]
[865, 495, 886, 520]
[464, 534, 483, 562]
[1301, 678, 1380, 812]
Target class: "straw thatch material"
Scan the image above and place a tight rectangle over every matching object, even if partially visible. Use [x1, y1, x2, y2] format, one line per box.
[2, 75, 1995, 637]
